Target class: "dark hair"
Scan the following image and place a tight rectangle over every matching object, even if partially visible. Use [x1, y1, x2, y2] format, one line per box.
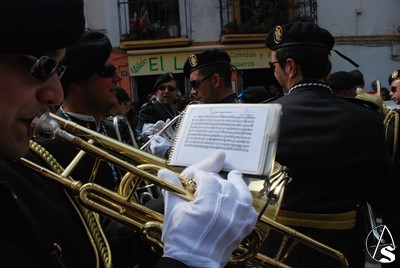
[276, 46, 331, 80]
[349, 69, 365, 88]
[197, 63, 232, 86]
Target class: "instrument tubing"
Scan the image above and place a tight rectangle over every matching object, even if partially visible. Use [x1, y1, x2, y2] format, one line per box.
[277, 209, 357, 230]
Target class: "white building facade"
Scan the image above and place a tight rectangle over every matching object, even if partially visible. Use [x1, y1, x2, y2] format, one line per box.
[83, 0, 400, 98]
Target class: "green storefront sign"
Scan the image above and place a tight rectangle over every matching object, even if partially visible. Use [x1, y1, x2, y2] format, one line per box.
[128, 47, 272, 76]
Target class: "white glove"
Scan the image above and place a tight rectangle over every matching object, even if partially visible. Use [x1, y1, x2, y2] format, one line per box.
[141, 123, 154, 136]
[150, 135, 171, 158]
[152, 119, 168, 133]
[158, 159, 257, 267]
[180, 149, 226, 179]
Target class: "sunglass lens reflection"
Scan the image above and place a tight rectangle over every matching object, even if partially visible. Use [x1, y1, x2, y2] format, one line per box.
[158, 85, 176, 91]
[97, 65, 117, 78]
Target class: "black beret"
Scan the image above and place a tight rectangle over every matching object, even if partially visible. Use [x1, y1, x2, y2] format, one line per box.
[115, 88, 131, 103]
[265, 21, 334, 51]
[183, 49, 231, 77]
[0, 0, 85, 54]
[238, 86, 273, 103]
[388, 69, 400, 85]
[153, 72, 178, 91]
[61, 31, 112, 85]
[329, 71, 358, 91]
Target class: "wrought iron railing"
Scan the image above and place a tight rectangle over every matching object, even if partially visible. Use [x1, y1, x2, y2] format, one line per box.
[220, 0, 317, 35]
[117, 0, 317, 42]
[118, 0, 181, 41]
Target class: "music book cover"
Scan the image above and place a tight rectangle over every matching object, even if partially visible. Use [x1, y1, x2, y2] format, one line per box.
[167, 103, 282, 176]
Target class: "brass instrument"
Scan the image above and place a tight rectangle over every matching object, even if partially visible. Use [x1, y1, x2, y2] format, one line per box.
[111, 114, 158, 202]
[19, 112, 349, 267]
[112, 115, 139, 148]
[140, 100, 198, 153]
[140, 113, 182, 153]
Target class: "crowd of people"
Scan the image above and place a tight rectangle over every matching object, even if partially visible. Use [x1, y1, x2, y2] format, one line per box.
[0, 1, 257, 268]
[0, 0, 399, 268]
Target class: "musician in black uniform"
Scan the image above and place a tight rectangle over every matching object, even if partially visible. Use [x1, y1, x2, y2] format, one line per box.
[148, 50, 240, 158]
[262, 21, 399, 267]
[0, 1, 103, 267]
[34, 31, 125, 191]
[103, 87, 139, 147]
[183, 49, 238, 104]
[139, 72, 180, 124]
[137, 72, 180, 144]
[328, 71, 358, 98]
[0, 2, 258, 267]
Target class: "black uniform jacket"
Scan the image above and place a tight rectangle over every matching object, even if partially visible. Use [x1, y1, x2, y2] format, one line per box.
[0, 157, 189, 268]
[272, 85, 394, 213]
[139, 100, 177, 126]
[266, 84, 399, 267]
[0, 158, 97, 267]
[218, 93, 238, 103]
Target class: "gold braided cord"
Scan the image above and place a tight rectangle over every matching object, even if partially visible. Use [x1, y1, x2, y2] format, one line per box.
[29, 140, 112, 268]
[383, 110, 399, 164]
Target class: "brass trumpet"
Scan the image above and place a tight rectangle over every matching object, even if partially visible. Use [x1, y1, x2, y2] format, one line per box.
[20, 112, 349, 267]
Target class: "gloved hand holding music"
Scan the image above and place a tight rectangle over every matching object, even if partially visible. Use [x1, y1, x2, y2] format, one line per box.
[152, 119, 171, 134]
[157, 150, 258, 268]
[150, 135, 171, 158]
[141, 123, 154, 137]
[180, 149, 226, 179]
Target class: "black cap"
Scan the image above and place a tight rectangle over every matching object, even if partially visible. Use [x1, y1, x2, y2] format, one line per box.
[329, 71, 358, 91]
[61, 31, 112, 85]
[265, 21, 334, 51]
[183, 49, 231, 77]
[265, 21, 359, 68]
[238, 86, 273, 103]
[153, 72, 178, 91]
[0, 0, 85, 54]
[388, 69, 400, 85]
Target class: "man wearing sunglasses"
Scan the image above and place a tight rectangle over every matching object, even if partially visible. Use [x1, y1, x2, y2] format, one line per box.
[31, 30, 165, 268]
[144, 50, 238, 157]
[33, 31, 125, 191]
[138, 72, 180, 149]
[0, 3, 258, 266]
[183, 49, 237, 104]
[0, 0, 99, 266]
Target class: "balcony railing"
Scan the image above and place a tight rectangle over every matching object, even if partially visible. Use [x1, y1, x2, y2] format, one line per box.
[220, 0, 317, 35]
[117, 0, 181, 41]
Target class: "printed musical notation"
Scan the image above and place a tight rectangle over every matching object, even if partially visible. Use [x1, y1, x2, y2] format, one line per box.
[183, 113, 254, 152]
[168, 103, 282, 175]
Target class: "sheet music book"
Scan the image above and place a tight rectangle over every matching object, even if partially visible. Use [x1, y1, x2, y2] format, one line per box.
[167, 103, 282, 176]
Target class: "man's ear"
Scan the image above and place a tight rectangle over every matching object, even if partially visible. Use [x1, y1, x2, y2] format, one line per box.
[212, 73, 223, 88]
[286, 58, 300, 78]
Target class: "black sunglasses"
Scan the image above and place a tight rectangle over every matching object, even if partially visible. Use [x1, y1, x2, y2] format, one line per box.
[391, 86, 399, 93]
[158, 85, 177, 92]
[190, 74, 213, 89]
[97, 65, 117, 78]
[269, 60, 284, 71]
[24, 55, 66, 81]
